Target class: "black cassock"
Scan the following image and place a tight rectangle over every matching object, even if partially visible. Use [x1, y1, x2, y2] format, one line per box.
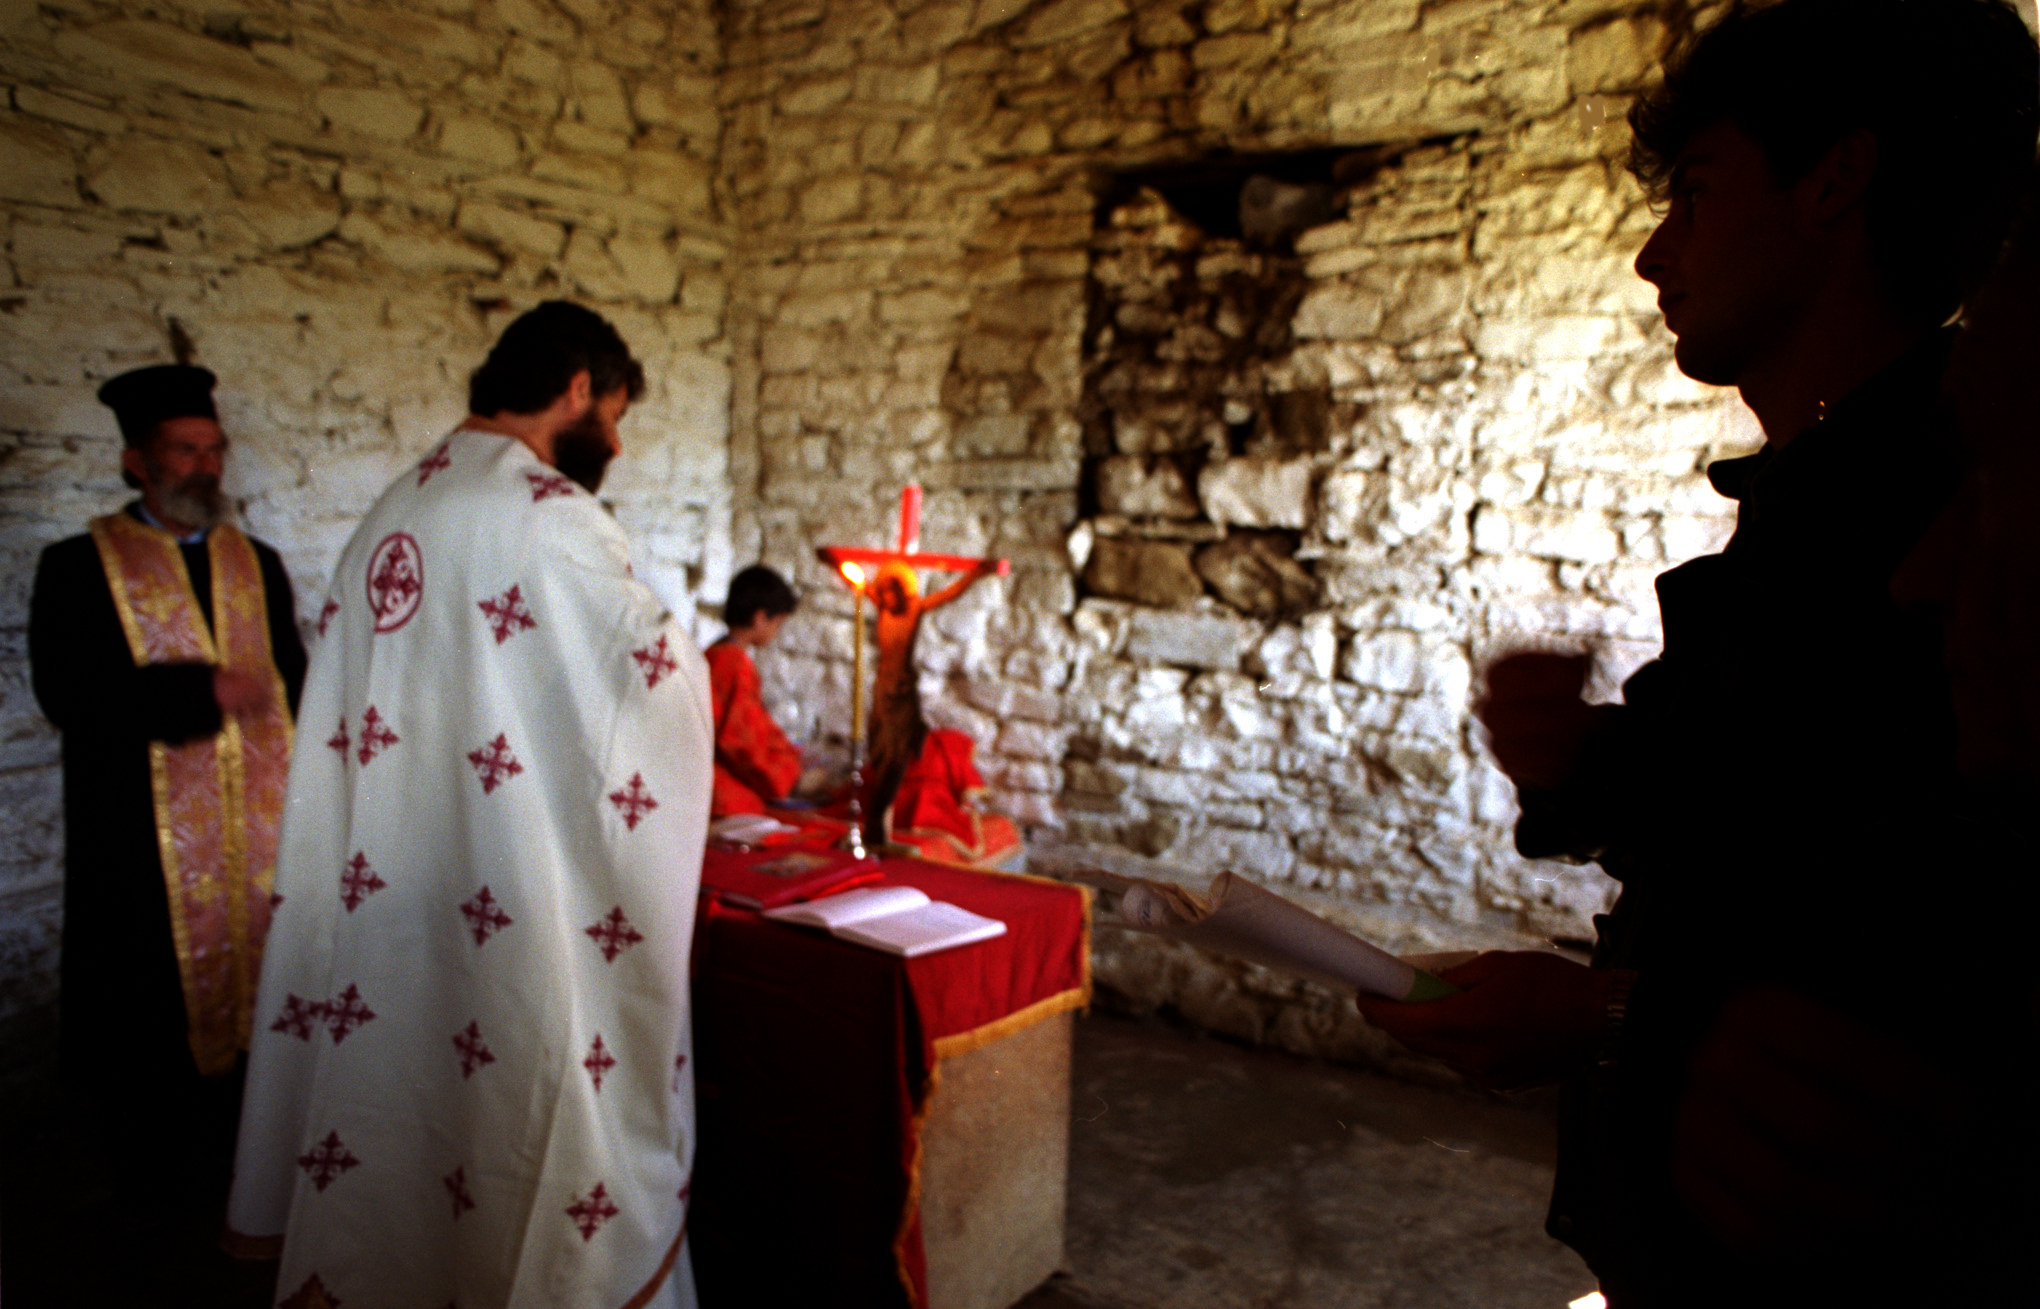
[29, 504, 307, 1113]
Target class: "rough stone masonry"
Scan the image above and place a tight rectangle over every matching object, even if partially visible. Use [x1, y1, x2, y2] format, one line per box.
[4, 0, 1799, 1070]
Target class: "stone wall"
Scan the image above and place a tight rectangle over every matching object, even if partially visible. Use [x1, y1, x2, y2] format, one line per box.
[718, 0, 1766, 1056]
[13, 0, 2009, 1066]
[0, 0, 729, 1030]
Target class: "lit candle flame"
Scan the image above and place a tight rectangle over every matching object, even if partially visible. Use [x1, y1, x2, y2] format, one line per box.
[841, 561, 865, 585]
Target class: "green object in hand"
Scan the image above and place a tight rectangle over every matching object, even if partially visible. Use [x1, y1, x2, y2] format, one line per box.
[1404, 970, 1461, 1002]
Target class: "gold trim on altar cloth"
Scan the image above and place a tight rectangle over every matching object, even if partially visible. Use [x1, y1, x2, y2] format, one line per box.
[89, 513, 292, 1075]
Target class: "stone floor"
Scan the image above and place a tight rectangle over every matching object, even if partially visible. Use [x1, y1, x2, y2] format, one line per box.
[1022, 1011, 1596, 1309]
[0, 1010, 1595, 1307]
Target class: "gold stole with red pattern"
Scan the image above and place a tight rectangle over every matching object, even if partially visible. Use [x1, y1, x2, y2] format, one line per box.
[89, 513, 293, 1076]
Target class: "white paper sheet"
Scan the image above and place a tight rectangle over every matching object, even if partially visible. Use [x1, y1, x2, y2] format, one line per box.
[1116, 872, 1452, 1001]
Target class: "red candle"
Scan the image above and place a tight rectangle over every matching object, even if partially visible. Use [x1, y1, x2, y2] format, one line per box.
[897, 484, 921, 555]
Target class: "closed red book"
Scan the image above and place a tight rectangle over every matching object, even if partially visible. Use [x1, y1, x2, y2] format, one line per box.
[700, 847, 882, 911]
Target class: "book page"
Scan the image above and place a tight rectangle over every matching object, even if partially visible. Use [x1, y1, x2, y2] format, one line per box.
[763, 884, 930, 930]
[832, 901, 1007, 958]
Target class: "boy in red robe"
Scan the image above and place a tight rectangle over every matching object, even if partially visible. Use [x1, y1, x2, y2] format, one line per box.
[705, 566, 803, 817]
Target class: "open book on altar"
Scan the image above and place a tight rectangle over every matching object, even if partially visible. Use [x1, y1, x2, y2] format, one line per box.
[763, 884, 1007, 958]
[1083, 870, 1460, 1002]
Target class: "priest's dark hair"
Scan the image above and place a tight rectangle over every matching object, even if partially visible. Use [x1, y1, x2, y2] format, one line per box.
[468, 300, 647, 417]
[1627, 0, 2040, 323]
[725, 565, 797, 631]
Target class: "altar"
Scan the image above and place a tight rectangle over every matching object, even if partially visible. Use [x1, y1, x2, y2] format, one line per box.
[689, 847, 1091, 1309]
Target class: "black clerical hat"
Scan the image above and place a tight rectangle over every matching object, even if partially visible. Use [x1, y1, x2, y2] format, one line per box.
[97, 363, 218, 447]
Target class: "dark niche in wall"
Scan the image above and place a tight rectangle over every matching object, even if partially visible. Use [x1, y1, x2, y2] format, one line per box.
[1075, 150, 1392, 622]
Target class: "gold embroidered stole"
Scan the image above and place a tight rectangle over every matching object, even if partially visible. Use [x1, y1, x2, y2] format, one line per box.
[89, 513, 294, 1075]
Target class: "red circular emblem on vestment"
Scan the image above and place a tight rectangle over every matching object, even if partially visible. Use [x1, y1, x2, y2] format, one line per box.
[367, 532, 425, 633]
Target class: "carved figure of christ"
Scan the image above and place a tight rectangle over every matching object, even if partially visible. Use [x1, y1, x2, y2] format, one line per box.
[817, 486, 1008, 846]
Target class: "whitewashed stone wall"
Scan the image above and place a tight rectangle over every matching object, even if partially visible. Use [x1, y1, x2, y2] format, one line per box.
[0, 0, 730, 1028]
[719, 0, 1767, 1058]
[13, 0, 1947, 1067]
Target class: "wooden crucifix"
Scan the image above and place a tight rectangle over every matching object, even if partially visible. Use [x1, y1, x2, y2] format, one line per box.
[817, 486, 1008, 849]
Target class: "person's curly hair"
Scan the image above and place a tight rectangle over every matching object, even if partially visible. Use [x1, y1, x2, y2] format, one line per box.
[469, 300, 646, 417]
[1628, 0, 2039, 322]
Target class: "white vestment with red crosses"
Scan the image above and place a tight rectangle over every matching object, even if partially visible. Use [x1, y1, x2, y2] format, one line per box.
[228, 428, 712, 1309]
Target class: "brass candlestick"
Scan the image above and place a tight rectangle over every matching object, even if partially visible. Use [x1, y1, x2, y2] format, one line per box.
[841, 563, 869, 862]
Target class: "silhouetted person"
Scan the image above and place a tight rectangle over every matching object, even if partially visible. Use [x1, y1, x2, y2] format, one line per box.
[1357, 3, 2039, 1304]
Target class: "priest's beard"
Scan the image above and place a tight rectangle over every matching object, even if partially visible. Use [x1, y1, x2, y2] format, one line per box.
[553, 407, 615, 494]
[153, 471, 229, 531]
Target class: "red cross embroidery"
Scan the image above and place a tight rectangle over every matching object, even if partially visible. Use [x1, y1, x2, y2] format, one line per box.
[357, 708, 399, 766]
[460, 887, 514, 945]
[584, 906, 644, 962]
[583, 1034, 616, 1092]
[444, 1166, 476, 1218]
[607, 773, 658, 830]
[339, 853, 385, 912]
[367, 532, 425, 633]
[317, 597, 340, 636]
[477, 585, 537, 644]
[452, 1021, 496, 1078]
[467, 734, 523, 793]
[298, 1131, 361, 1192]
[418, 442, 452, 485]
[270, 994, 326, 1041]
[631, 635, 678, 689]
[526, 470, 575, 501]
[566, 1182, 618, 1241]
[327, 719, 349, 759]
[324, 984, 376, 1044]
[278, 1274, 341, 1309]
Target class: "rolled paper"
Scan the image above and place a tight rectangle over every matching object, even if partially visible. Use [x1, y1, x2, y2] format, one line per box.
[1113, 871, 1460, 1003]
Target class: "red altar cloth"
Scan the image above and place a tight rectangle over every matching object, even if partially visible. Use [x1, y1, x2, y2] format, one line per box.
[689, 850, 1090, 1309]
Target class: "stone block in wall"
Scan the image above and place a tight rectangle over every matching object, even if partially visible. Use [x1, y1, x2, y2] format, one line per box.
[1010, 0, 1129, 49]
[1567, 14, 1666, 94]
[532, 149, 631, 196]
[633, 82, 721, 144]
[224, 181, 344, 249]
[13, 87, 126, 136]
[455, 192, 565, 255]
[337, 210, 500, 275]
[53, 20, 305, 114]
[1473, 314, 1627, 363]
[570, 58, 636, 135]
[1471, 503, 1622, 564]
[1124, 610, 1244, 671]
[1082, 538, 1202, 608]
[83, 138, 230, 218]
[1198, 456, 1312, 529]
[607, 230, 684, 302]
[1109, 401, 1202, 455]
[995, 719, 1069, 762]
[0, 116, 78, 207]
[954, 414, 1031, 456]
[1193, 533, 1316, 620]
[1291, 281, 1386, 340]
[1094, 455, 1198, 519]
[318, 87, 425, 142]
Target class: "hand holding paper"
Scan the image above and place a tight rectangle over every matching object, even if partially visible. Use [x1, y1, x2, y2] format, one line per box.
[1355, 950, 1617, 1089]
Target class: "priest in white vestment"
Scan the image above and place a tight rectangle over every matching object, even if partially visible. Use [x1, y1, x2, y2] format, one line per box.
[229, 302, 712, 1309]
